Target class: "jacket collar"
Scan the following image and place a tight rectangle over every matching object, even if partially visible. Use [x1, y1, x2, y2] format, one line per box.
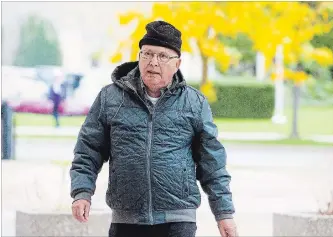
[111, 61, 186, 96]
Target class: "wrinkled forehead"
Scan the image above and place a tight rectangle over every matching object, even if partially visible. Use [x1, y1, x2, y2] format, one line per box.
[141, 45, 177, 55]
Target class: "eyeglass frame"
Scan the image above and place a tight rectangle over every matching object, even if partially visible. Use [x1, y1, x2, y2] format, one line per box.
[139, 50, 179, 63]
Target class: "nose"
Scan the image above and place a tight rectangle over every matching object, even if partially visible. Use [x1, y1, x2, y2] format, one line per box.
[149, 54, 159, 66]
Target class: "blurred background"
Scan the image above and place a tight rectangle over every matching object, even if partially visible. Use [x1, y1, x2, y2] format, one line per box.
[1, 1, 333, 237]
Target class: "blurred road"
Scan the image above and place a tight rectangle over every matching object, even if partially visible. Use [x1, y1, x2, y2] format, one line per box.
[15, 126, 333, 143]
[15, 126, 287, 140]
[2, 139, 333, 236]
[14, 138, 333, 169]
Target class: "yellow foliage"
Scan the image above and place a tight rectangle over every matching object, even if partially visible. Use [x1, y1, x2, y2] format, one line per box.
[110, 52, 122, 63]
[182, 40, 192, 53]
[152, 3, 172, 17]
[284, 69, 308, 85]
[271, 68, 308, 85]
[113, 2, 237, 71]
[111, 2, 333, 85]
[119, 12, 143, 25]
[311, 48, 333, 66]
[109, 40, 133, 63]
[200, 80, 217, 103]
[241, 1, 332, 69]
[285, 52, 297, 65]
[300, 44, 314, 62]
[301, 44, 333, 67]
[130, 20, 149, 42]
[216, 52, 232, 72]
[130, 43, 140, 61]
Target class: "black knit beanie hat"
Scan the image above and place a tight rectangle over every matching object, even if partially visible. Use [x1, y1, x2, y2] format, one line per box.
[139, 21, 182, 57]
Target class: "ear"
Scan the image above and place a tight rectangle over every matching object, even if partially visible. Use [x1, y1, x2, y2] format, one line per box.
[175, 58, 181, 73]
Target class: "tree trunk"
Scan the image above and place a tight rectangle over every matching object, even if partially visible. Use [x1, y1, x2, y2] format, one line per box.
[290, 84, 300, 139]
[201, 55, 208, 86]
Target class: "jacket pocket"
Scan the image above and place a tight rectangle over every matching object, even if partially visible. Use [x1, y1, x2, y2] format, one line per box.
[182, 158, 190, 199]
[106, 164, 121, 209]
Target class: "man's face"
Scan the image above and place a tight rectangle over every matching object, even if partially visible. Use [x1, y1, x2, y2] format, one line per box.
[139, 45, 181, 93]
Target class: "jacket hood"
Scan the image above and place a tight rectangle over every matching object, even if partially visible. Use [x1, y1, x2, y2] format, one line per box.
[111, 61, 186, 93]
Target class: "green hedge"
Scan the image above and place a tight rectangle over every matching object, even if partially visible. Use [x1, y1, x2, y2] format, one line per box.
[189, 80, 274, 118]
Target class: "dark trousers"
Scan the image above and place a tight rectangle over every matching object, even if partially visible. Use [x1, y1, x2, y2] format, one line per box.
[52, 101, 60, 127]
[109, 222, 197, 237]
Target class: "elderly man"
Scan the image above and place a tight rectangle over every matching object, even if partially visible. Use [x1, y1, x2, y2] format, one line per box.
[70, 20, 237, 237]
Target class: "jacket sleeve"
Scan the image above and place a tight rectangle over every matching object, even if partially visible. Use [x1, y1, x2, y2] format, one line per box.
[70, 87, 110, 202]
[192, 98, 235, 221]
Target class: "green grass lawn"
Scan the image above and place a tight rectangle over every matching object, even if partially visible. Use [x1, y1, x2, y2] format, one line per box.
[14, 105, 333, 138]
[215, 106, 333, 137]
[14, 113, 86, 127]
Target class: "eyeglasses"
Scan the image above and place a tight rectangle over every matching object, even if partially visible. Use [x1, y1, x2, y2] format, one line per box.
[139, 50, 179, 63]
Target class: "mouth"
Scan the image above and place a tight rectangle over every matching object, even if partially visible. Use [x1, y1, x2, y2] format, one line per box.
[147, 70, 160, 75]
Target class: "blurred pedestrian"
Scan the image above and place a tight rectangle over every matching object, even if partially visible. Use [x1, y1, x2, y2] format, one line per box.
[49, 70, 65, 127]
[70, 20, 237, 237]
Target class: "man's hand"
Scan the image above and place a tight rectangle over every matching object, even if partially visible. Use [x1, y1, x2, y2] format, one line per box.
[217, 219, 238, 237]
[72, 199, 90, 223]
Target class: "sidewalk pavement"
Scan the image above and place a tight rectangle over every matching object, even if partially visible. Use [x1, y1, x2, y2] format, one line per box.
[2, 158, 332, 236]
[14, 126, 333, 143]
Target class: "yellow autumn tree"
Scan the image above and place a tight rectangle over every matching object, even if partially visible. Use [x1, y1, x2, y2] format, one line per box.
[217, 2, 332, 84]
[244, 2, 333, 139]
[110, 2, 246, 102]
[245, 2, 333, 83]
[110, 2, 332, 102]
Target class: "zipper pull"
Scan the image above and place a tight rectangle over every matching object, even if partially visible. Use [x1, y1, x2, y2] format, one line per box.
[148, 108, 153, 116]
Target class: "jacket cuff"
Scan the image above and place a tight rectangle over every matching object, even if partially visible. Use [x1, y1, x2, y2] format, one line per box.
[215, 213, 234, 221]
[72, 191, 92, 203]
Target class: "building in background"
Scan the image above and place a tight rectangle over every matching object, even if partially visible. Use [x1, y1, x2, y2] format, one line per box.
[2, 2, 224, 83]
[1, 2, 152, 70]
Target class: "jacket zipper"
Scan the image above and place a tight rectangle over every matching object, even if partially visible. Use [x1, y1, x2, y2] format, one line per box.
[147, 112, 153, 223]
[124, 81, 170, 224]
[146, 92, 169, 224]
